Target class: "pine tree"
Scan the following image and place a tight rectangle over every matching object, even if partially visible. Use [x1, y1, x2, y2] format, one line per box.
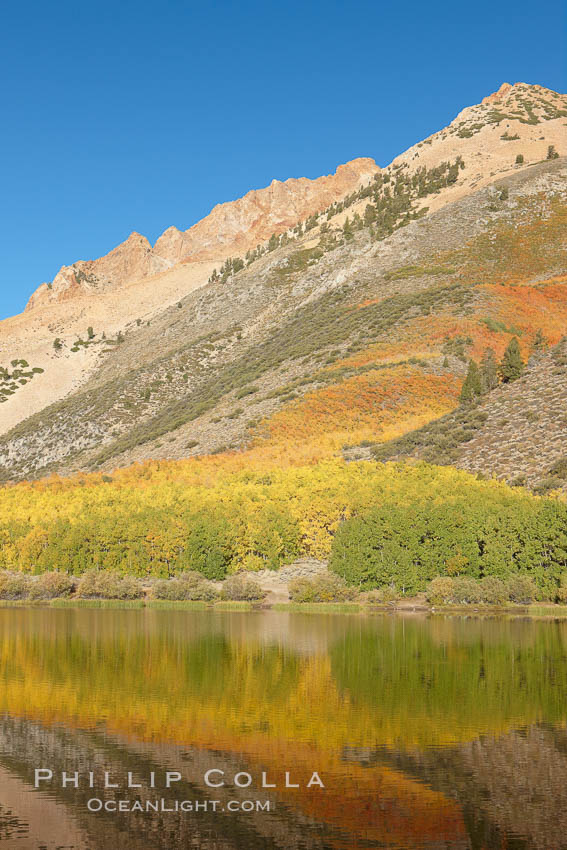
[364, 204, 376, 226]
[499, 337, 524, 383]
[531, 329, 548, 354]
[479, 348, 498, 393]
[343, 217, 353, 241]
[460, 359, 482, 403]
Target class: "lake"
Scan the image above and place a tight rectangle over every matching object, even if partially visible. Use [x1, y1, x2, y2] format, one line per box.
[0, 608, 566, 849]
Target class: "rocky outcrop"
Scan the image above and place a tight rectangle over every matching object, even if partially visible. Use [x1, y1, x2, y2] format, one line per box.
[26, 232, 172, 311]
[152, 158, 379, 264]
[252, 559, 330, 603]
[25, 158, 379, 312]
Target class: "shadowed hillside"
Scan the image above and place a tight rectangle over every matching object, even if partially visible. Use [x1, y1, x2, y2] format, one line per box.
[353, 329, 567, 492]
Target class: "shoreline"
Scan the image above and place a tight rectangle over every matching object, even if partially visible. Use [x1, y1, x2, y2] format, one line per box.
[2, 599, 567, 618]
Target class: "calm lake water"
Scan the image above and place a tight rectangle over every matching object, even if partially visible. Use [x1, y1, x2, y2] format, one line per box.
[1, 609, 567, 849]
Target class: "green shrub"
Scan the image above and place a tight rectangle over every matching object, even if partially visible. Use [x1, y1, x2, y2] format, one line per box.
[548, 457, 567, 480]
[288, 573, 358, 603]
[425, 577, 456, 604]
[0, 572, 30, 599]
[478, 576, 507, 605]
[153, 571, 218, 601]
[226, 408, 244, 419]
[427, 575, 508, 605]
[220, 574, 266, 602]
[451, 577, 483, 604]
[363, 586, 399, 605]
[556, 575, 567, 603]
[236, 386, 258, 399]
[506, 575, 537, 604]
[29, 572, 75, 600]
[533, 477, 562, 495]
[76, 570, 143, 599]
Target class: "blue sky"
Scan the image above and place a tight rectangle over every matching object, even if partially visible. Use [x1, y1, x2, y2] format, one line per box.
[1, 0, 565, 319]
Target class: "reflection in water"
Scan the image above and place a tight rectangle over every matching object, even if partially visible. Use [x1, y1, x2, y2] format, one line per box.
[0, 609, 566, 848]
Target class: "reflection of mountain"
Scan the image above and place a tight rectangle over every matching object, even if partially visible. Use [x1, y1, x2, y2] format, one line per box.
[0, 716, 315, 850]
[1, 610, 567, 847]
[0, 716, 467, 850]
[366, 724, 567, 850]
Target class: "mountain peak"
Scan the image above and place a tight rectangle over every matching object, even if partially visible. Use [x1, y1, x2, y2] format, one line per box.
[480, 80, 562, 105]
[388, 80, 565, 216]
[481, 81, 514, 103]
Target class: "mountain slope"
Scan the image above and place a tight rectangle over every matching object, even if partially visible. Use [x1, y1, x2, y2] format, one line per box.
[457, 339, 567, 490]
[0, 158, 378, 438]
[358, 334, 567, 492]
[0, 82, 565, 484]
[1, 155, 565, 483]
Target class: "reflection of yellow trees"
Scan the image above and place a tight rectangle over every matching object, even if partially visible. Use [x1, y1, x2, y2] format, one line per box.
[1, 613, 566, 754]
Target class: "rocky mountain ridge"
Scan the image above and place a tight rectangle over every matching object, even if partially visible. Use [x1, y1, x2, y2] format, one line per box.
[25, 158, 379, 312]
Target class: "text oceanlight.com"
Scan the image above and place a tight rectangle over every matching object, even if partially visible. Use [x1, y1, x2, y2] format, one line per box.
[86, 798, 272, 813]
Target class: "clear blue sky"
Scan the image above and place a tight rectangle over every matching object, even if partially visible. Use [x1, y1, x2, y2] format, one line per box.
[1, 0, 565, 319]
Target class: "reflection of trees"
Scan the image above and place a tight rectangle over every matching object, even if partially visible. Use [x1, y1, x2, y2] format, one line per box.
[330, 617, 567, 746]
[373, 725, 567, 850]
[0, 716, 326, 850]
[3, 611, 567, 751]
[2, 611, 567, 847]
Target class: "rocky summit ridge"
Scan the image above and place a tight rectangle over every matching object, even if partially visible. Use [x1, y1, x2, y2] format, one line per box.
[25, 158, 379, 312]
